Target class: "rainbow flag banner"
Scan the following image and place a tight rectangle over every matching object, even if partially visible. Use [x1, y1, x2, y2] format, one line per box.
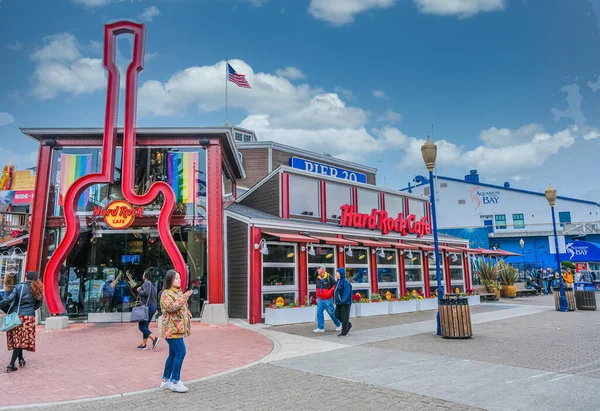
[59, 154, 92, 207]
[167, 151, 198, 203]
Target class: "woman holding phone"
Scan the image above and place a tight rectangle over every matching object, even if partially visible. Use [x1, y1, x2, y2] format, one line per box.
[159, 269, 193, 393]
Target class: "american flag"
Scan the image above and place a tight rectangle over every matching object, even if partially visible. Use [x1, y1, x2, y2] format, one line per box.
[228, 63, 251, 89]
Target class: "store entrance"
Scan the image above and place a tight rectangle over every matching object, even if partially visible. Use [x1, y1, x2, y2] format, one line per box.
[58, 228, 207, 321]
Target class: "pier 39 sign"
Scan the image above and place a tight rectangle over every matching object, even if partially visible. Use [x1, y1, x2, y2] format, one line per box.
[289, 157, 367, 183]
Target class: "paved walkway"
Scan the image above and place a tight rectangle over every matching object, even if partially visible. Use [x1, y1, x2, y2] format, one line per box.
[0, 322, 273, 407]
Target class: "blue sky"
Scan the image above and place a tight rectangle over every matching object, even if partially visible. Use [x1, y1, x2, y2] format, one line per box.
[1, 0, 600, 201]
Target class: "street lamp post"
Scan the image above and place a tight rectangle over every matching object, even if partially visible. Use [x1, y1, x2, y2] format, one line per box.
[545, 184, 568, 312]
[519, 238, 525, 280]
[421, 138, 444, 336]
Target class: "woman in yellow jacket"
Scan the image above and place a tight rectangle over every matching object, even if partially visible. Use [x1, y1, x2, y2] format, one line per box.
[159, 270, 192, 393]
[562, 269, 574, 285]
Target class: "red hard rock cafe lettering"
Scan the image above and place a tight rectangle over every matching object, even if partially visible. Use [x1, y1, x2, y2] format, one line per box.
[339, 204, 432, 237]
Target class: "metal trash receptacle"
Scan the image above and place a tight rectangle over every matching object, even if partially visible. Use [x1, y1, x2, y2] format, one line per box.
[574, 282, 596, 310]
[439, 295, 472, 339]
[553, 286, 576, 311]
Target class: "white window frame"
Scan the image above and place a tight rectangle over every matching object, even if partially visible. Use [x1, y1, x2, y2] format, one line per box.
[448, 253, 465, 290]
[404, 251, 424, 294]
[377, 249, 400, 290]
[345, 246, 371, 292]
[262, 242, 298, 316]
[428, 252, 446, 294]
[307, 245, 337, 294]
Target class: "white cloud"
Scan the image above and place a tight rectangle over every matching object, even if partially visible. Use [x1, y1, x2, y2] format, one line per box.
[275, 66, 306, 80]
[6, 41, 23, 51]
[140, 5, 160, 22]
[308, 0, 396, 26]
[587, 75, 600, 92]
[377, 109, 402, 123]
[552, 83, 600, 141]
[0, 112, 15, 126]
[372, 90, 389, 99]
[0, 147, 37, 171]
[334, 86, 354, 100]
[479, 123, 543, 147]
[30, 33, 105, 100]
[413, 0, 505, 18]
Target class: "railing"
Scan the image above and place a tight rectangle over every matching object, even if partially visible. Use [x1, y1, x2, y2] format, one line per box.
[0, 212, 29, 238]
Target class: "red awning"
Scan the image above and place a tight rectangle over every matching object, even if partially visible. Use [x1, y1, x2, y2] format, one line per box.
[417, 244, 435, 251]
[348, 238, 397, 248]
[438, 245, 465, 252]
[263, 231, 316, 243]
[310, 235, 359, 246]
[393, 242, 421, 250]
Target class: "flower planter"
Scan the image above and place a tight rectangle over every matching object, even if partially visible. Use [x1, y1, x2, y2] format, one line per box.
[354, 302, 389, 317]
[467, 295, 480, 306]
[501, 285, 517, 298]
[388, 299, 417, 314]
[416, 298, 438, 311]
[264, 306, 316, 326]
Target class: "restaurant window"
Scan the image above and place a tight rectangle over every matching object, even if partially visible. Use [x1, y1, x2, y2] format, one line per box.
[307, 245, 336, 298]
[262, 243, 297, 314]
[408, 199, 426, 219]
[345, 247, 370, 295]
[326, 182, 352, 219]
[289, 175, 320, 217]
[384, 194, 404, 218]
[449, 252, 465, 284]
[428, 251, 445, 296]
[404, 250, 424, 295]
[377, 249, 398, 298]
[357, 188, 379, 214]
[495, 214, 507, 230]
[512, 213, 524, 229]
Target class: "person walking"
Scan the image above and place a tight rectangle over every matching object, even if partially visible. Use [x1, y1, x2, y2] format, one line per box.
[136, 267, 160, 351]
[541, 270, 549, 294]
[313, 265, 341, 333]
[1, 271, 43, 373]
[334, 268, 353, 337]
[159, 269, 192, 393]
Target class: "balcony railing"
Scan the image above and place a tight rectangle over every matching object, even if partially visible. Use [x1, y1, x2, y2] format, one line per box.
[0, 212, 29, 238]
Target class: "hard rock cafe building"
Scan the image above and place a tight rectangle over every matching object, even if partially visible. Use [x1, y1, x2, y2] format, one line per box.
[23, 126, 479, 325]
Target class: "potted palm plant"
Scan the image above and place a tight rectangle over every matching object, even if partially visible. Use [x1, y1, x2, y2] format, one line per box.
[474, 257, 501, 300]
[497, 260, 519, 298]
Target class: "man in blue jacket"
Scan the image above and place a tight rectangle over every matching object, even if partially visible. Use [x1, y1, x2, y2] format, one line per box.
[334, 268, 353, 337]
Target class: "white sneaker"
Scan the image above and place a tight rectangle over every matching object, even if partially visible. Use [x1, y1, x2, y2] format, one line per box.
[335, 325, 342, 331]
[160, 381, 172, 389]
[313, 328, 325, 333]
[170, 380, 189, 393]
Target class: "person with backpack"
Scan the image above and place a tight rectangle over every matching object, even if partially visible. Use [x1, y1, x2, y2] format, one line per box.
[334, 268, 353, 337]
[1, 271, 43, 373]
[313, 265, 341, 333]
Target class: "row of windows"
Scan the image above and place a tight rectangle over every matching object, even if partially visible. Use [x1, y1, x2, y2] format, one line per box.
[288, 174, 427, 220]
[261, 244, 465, 312]
[494, 211, 573, 229]
[234, 132, 253, 142]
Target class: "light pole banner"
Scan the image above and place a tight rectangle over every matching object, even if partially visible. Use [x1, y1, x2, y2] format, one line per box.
[548, 235, 566, 254]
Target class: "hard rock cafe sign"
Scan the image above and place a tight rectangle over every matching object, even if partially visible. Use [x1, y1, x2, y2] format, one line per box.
[92, 200, 143, 229]
[339, 204, 432, 237]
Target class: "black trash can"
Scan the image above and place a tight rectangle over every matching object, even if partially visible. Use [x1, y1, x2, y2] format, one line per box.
[439, 295, 472, 339]
[574, 283, 596, 310]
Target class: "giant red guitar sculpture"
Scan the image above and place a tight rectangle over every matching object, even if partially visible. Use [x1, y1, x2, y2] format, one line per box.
[44, 22, 188, 315]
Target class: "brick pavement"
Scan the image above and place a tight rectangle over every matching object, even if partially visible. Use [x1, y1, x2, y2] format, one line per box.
[0, 322, 273, 407]
[367, 305, 600, 379]
[29, 364, 484, 411]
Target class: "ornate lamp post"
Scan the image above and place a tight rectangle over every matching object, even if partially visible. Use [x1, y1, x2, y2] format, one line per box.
[421, 138, 444, 335]
[519, 238, 525, 280]
[545, 184, 568, 312]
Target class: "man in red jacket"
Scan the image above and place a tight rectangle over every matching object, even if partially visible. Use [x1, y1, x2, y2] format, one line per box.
[314, 265, 342, 333]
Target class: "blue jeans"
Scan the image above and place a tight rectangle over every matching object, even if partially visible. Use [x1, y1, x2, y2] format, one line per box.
[138, 304, 157, 339]
[543, 280, 550, 294]
[163, 338, 186, 383]
[316, 298, 341, 330]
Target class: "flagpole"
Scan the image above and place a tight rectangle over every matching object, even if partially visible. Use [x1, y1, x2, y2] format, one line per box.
[225, 58, 229, 126]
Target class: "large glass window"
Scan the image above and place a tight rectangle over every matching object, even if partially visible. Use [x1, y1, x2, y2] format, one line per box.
[357, 188, 379, 214]
[289, 175, 320, 217]
[512, 214, 524, 229]
[377, 249, 399, 295]
[262, 243, 297, 314]
[404, 250, 424, 295]
[346, 247, 370, 292]
[495, 214, 507, 230]
[428, 252, 445, 295]
[307, 245, 336, 292]
[326, 182, 352, 219]
[385, 194, 404, 218]
[408, 199, 426, 219]
[449, 253, 465, 283]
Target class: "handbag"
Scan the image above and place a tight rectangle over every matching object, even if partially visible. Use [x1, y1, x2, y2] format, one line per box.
[1, 285, 23, 332]
[130, 291, 150, 323]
